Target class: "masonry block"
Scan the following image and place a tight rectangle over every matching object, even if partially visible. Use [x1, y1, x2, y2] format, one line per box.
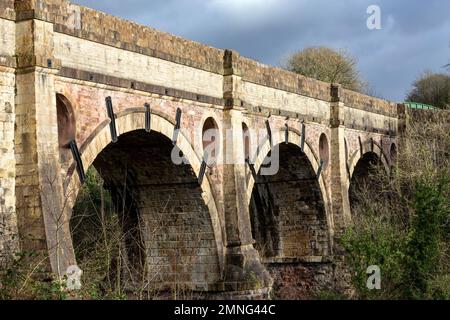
[0, 0, 402, 299]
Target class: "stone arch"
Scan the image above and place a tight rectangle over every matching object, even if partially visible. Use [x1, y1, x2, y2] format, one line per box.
[247, 129, 333, 260]
[247, 128, 330, 214]
[196, 112, 223, 166]
[319, 133, 330, 168]
[56, 93, 76, 148]
[347, 138, 390, 180]
[242, 122, 251, 161]
[348, 151, 382, 213]
[390, 142, 397, 162]
[63, 110, 224, 287]
[202, 117, 220, 164]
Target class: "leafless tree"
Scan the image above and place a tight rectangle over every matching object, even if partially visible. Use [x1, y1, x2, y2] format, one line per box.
[284, 46, 367, 93]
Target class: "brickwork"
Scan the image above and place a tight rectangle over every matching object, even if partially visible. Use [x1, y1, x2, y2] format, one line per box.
[267, 261, 334, 299]
[349, 152, 380, 211]
[249, 143, 331, 296]
[93, 130, 221, 291]
[345, 129, 392, 179]
[0, 0, 404, 298]
[250, 143, 329, 258]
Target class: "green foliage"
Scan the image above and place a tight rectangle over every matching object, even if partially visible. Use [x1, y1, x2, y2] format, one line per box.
[341, 111, 450, 300]
[0, 251, 67, 300]
[341, 210, 407, 299]
[70, 168, 124, 299]
[426, 274, 450, 300]
[406, 72, 450, 109]
[245, 270, 263, 290]
[342, 176, 449, 300]
[317, 290, 346, 300]
[404, 178, 450, 298]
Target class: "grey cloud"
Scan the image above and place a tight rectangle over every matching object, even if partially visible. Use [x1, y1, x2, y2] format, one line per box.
[73, 0, 450, 101]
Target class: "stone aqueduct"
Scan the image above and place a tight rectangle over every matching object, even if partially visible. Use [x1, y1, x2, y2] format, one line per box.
[0, 0, 405, 297]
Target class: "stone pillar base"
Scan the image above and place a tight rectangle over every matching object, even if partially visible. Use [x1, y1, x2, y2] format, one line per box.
[221, 243, 273, 292]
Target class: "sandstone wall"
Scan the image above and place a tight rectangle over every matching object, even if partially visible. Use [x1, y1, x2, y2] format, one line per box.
[0, 19, 15, 57]
[93, 130, 221, 291]
[239, 56, 331, 101]
[0, 1, 15, 21]
[343, 107, 398, 134]
[16, 0, 224, 73]
[341, 89, 398, 134]
[0, 14, 17, 267]
[241, 81, 331, 121]
[15, 0, 399, 124]
[0, 0, 404, 294]
[53, 33, 224, 99]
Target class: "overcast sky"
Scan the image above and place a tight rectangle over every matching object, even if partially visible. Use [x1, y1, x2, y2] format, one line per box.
[73, 0, 450, 101]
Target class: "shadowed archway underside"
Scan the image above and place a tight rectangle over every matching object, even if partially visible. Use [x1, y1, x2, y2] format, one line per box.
[72, 130, 221, 292]
[349, 152, 382, 213]
[250, 143, 329, 260]
[249, 143, 333, 299]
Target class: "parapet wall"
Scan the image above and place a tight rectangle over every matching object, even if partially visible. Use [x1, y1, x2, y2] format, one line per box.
[15, 0, 225, 74]
[239, 56, 332, 102]
[12, 0, 399, 119]
[340, 88, 397, 117]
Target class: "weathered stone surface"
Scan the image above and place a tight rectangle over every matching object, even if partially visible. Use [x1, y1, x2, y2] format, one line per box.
[250, 143, 329, 259]
[0, 64, 17, 268]
[267, 261, 334, 299]
[0, 1, 403, 298]
[53, 33, 224, 99]
[0, 9, 18, 268]
[0, 0, 15, 20]
[93, 130, 222, 291]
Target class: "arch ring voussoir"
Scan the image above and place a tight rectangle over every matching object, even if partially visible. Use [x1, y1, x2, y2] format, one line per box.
[347, 139, 391, 180]
[63, 110, 224, 274]
[246, 127, 333, 240]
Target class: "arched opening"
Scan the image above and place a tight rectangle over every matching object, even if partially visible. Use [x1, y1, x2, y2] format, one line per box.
[250, 143, 329, 258]
[349, 152, 380, 212]
[56, 94, 76, 148]
[242, 122, 250, 161]
[249, 143, 331, 298]
[202, 117, 220, 165]
[70, 129, 221, 298]
[390, 143, 397, 162]
[319, 133, 329, 168]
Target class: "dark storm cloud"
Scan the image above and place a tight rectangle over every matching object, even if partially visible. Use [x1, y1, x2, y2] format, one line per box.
[73, 0, 450, 101]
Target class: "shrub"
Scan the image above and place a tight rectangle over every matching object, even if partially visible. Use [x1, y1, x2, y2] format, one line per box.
[341, 110, 450, 300]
